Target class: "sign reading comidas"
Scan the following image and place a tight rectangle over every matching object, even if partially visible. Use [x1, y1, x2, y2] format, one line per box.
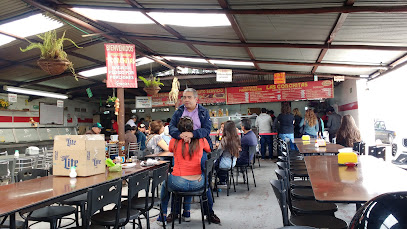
[104, 43, 138, 88]
[226, 80, 333, 104]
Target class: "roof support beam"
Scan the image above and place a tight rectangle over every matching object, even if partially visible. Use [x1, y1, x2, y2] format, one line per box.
[64, 5, 407, 14]
[217, 0, 261, 71]
[85, 33, 407, 51]
[312, 0, 355, 74]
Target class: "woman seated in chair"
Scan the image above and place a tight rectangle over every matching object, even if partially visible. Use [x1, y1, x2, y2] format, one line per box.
[215, 120, 241, 184]
[146, 120, 169, 153]
[336, 114, 361, 147]
[158, 116, 220, 224]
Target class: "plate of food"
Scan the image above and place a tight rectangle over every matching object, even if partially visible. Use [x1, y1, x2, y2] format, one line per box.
[122, 163, 136, 169]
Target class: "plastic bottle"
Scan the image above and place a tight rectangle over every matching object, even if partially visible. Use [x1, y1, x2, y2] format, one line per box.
[225, 108, 229, 116]
[14, 150, 19, 158]
[69, 166, 77, 178]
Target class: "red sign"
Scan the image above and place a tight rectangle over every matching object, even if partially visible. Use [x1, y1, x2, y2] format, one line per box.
[198, 88, 226, 105]
[274, 72, 286, 84]
[226, 80, 333, 104]
[104, 43, 138, 88]
[151, 92, 176, 107]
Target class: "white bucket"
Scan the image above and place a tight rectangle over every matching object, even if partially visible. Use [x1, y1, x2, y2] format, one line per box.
[110, 135, 118, 141]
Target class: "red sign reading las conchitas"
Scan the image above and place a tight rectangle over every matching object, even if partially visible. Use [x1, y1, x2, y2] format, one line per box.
[104, 43, 138, 88]
[226, 80, 333, 104]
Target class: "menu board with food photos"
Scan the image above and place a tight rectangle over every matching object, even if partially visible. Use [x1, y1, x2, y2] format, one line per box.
[198, 88, 226, 105]
[226, 80, 333, 104]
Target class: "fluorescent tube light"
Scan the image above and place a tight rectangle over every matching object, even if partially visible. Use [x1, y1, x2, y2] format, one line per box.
[148, 13, 231, 27]
[164, 56, 207, 63]
[72, 8, 154, 24]
[209, 60, 254, 66]
[79, 67, 107, 77]
[0, 14, 63, 47]
[3, 86, 68, 99]
[136, 57, 155, 66]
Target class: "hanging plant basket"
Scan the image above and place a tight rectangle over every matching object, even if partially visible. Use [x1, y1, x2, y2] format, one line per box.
[143, 86, 161, 96]
[37, 59, 70, 76]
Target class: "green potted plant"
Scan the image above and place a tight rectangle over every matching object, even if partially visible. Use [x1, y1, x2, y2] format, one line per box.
[139, 76, 164, 96]
[20, 30, 82, 80]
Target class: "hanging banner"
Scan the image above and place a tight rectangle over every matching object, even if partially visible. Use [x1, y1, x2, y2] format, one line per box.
[274, 72, 286, 84]
[216, 69, 232, 82]
[135, 97, 152, 108]
[226, 80, 333, 104]
[104, 43, 138, 88]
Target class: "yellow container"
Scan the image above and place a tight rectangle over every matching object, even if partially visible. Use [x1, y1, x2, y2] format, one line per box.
[338, 152, 358, 165]
[302, 135, 310, 141]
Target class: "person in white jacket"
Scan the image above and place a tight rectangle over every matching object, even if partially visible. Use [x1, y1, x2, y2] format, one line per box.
[255, 108, 274, 159]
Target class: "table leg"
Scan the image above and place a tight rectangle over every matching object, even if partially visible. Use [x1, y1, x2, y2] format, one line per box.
[9, 213, 16, 229]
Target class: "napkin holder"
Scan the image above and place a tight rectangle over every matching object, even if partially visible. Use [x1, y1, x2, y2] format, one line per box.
[338, 151, 358, 165]
[316, 139, 326, 147]
[302, 135, 310, 141]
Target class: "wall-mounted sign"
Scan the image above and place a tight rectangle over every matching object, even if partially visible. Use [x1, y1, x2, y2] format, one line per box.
[8, 93, 17, 103]
[152, 92, 175, 107]
[334, 75, 345, 82]
[135, 96, 152, 108]
[216, 69, 232, 82]
[57, 100, 64, 108]
[274, 72, 286, 84]
[105, 43, 138, 88]
[226, 80, 334, 104]
[152, 107, 170, 112]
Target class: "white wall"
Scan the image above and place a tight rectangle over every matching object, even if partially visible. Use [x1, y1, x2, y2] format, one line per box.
[0, 93, 99, 128]
[329, 79, 359, 126]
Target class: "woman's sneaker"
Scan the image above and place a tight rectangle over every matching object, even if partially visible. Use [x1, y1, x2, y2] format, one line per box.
[156, 215, 166, 226]
[182, 212, 191, 222]
[209, 214, 221, 224]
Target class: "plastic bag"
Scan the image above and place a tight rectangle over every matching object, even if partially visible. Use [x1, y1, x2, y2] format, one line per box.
[108, 164, 122, 172]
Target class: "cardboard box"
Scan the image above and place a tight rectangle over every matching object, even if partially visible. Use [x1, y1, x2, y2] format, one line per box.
[53, 135, 106, 177]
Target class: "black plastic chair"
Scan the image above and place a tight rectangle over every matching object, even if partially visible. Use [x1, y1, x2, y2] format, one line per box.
[349, 191, 407, 229]
[92, 171, 150, 228]
[85, 179, 122, 229]
[215, 155, 236, 196]
[275, 169, 338, 216]
[353, 142, 366, 155]
[170, 157, 216, 229]
[123, 164, 169, 229]
[368, 146, 386, 160]
[235, 145, 257, 190]
[270, 179, 347, 229]
[18, 169, 77, 229]
[59, 194, 87, 227]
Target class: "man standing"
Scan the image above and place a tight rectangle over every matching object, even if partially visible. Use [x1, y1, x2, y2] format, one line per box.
[169, 88, 212, 149]
[168, 88, 220, 224]
[256, 108, 273, 159]
[86, 123, 103, 135]
[136, 123, 147, 151]
[326, 107, 341, 143]
[126, 115, 138, 127]
[237, 118, 258, 166]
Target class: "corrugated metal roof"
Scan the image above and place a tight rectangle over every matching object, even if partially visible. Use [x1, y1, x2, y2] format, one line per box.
[334, 13, 407, 46]
[194, 45, 250, 59]
[250, 48, 321, 62]
[107, 23, 175, 38]
[175, 26, 238, 41]
[315, 66, 375, 75]
[229, 0, 344, 9]
[236, 14, 339, 42]
[354, 0, 407, 6]
[322, 49, 404, 65]
[258, 64, 313, 72]
[134, 0, 222, 9]
[38, 75, 92, 89]
[138, 40, 200, 56]
[62, 0, 132, 7]
[0, 0, 32, 21]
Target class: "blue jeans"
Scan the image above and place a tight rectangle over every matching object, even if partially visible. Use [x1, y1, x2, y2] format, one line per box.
[160, 174, 204, 214]
[260, 135, 273, 159]
[279, 133, 295, 151]
[160, 152, 215, 215]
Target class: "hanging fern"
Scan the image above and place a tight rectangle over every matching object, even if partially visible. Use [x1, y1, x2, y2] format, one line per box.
[139, 76, 164, 88]
[20, 30, 82, 80]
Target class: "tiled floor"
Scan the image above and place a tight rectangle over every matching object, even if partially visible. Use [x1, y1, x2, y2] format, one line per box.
[23, 159, 356, 228]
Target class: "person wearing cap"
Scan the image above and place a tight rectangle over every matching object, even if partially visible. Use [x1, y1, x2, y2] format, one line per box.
[126, 115, 138, 127]
[136, 123, 147, 151]
[86, 123, 103, 134]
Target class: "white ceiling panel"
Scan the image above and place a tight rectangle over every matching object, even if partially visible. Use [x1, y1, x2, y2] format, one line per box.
[138, 40, 199, 56]
[315, 66, 375, 76]
[174, 26, 238, 40]
[194, 45, 250, 59]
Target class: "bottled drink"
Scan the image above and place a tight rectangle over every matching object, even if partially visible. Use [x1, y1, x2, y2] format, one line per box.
[14, 150, 19, 158]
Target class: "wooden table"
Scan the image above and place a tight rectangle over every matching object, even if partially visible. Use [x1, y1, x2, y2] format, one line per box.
[144, 151, 174, 159]
[0, 162, 168, 228]
[296, 143, 344, 154]
[305, 155, 407, 204]
[293, 138, 318, 144]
